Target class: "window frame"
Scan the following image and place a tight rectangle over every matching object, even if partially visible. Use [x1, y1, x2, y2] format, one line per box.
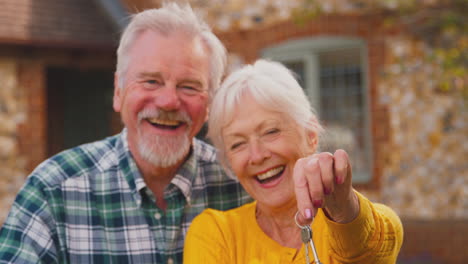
[261, 36, 373, 183]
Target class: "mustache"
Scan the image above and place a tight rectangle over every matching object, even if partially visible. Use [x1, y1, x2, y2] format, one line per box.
[137, 108, 192, 125]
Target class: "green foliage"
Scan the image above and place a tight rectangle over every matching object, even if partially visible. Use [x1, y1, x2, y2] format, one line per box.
[291, 0, 322, 26]
[293, 0, 467, 102]
[378, 0, 467, 100]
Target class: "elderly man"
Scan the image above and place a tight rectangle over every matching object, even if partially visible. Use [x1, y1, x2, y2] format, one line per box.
[0, 3, 250, 263]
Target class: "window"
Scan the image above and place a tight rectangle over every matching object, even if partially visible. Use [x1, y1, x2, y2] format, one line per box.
[262, 37, 372, 183]
[47, 67, 114, 156]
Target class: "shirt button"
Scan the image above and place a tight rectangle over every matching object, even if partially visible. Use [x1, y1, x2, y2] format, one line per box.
[154, 212, 162, 220]
[167, 258, 174, 264]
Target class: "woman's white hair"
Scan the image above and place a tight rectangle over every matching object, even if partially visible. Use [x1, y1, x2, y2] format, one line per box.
[115, 2, 226, 98]
[208, 59, 323, 177]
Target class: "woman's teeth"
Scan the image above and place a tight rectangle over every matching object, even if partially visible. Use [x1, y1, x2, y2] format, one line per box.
[256, 166, 284, 181]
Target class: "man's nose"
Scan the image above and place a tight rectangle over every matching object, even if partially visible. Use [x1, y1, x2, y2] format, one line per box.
[154, 85, 181, 110]
[249, 140, 271, 165]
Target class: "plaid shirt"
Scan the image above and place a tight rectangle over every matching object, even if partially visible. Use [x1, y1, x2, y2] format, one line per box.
[0, 129, 251, 263]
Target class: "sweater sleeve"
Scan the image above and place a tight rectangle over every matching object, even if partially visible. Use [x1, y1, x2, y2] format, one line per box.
[183, 209, 231, 264]
[324, 191, 404, 264]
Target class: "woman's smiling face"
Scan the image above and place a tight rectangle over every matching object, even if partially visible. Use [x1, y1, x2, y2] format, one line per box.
[222, 93, 312, 208]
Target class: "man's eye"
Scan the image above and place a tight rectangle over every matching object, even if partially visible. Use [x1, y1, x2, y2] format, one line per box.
[182, 85, 199, 91]
[143, 80, 158, 86]
[142, 79, 162, 89]
[182, 86, 196, 91]
[179, 85, 202, 95]
[147, 80, 160, 84]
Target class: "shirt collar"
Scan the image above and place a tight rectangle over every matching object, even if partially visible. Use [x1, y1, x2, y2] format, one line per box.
[166, 137, 204, 205]
[118, 128, 201, 207]
[116, 128, 147, 207]
[169, 141, 199, 206]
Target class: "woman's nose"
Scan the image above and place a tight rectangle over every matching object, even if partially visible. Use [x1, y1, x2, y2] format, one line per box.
[249, 140, 271, 165]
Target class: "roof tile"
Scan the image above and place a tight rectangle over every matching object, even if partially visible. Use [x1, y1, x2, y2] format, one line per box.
[0, 0, 118, 48]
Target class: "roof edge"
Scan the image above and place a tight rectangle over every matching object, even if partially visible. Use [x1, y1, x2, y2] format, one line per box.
[0, 37, 116, 51]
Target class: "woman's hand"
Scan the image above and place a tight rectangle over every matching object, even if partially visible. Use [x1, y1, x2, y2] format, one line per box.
[293, 149, 359, 224]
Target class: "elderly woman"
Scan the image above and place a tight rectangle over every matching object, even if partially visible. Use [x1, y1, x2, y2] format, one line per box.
[184, 60, 403, 263]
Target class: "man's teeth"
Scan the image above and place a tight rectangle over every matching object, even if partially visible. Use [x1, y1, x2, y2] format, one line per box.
[147, 118, 180, 126]
[257, 166, 284, 181]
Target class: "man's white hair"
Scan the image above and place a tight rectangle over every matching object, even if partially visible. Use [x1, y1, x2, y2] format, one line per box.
[115, 2, 226, 98]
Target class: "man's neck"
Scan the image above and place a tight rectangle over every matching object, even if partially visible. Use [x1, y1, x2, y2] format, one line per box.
[130, 145, 188, 211]
[140, 161, 183, 211]
[125, 133, 193, 210]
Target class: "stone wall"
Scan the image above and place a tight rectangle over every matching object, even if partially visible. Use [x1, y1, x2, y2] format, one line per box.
[0, 58, 28, 223]
[375, 36, 467, 220]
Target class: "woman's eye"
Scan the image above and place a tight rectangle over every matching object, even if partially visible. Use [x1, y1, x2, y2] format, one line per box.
[230, 142, 244, 150]
[266, 128, 279, 135]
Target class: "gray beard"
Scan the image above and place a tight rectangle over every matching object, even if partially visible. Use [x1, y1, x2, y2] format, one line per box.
[137, 130, 191, 168]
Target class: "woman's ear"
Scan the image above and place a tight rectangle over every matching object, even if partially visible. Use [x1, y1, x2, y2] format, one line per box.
[305, 129, 318, 153]
[305, 116, 322, 154]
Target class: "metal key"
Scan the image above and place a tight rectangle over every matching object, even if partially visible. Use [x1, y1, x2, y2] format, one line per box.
[301, 227, 312, 264]
[301, 226, 322, 264]
[296, 211, 322, 264]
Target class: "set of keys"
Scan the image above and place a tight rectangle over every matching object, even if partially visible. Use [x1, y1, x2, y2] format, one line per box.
[295, 211, 323, 264]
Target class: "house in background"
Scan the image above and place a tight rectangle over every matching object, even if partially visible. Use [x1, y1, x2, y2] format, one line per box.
[0, 0, 466, 263]
[0, 0, 123, 214]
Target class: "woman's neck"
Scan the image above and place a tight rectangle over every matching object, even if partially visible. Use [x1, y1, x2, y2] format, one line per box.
[255, 200, 303, 249]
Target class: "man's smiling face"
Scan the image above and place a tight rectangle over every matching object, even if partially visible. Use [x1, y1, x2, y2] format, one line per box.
[113, 30, 211, 167]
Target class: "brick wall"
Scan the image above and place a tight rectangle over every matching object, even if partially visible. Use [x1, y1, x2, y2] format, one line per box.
[398, 219, 468, 264]
[17, 61, 47, 172]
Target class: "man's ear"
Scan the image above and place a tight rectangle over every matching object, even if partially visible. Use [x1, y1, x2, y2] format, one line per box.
[204, 104, 210, 122]
[113, 74, 122, 113]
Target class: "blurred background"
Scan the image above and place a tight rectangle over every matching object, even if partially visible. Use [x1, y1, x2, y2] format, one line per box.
[0, 0, 466, 263]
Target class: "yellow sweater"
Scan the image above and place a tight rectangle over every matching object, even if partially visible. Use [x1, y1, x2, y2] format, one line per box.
[184, 192, 403, 264]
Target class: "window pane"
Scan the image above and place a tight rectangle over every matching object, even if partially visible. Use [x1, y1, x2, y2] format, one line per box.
[261, 38, 371, 182]
[283, 61, 305, 88]
[318, 48, 370, 181]
[47, 67, 114, 156]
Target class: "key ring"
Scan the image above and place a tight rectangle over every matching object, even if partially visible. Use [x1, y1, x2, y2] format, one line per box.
[294, 210, 311, 229]
[295, 211, 323, 264]
[295, 211, 305, 228]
